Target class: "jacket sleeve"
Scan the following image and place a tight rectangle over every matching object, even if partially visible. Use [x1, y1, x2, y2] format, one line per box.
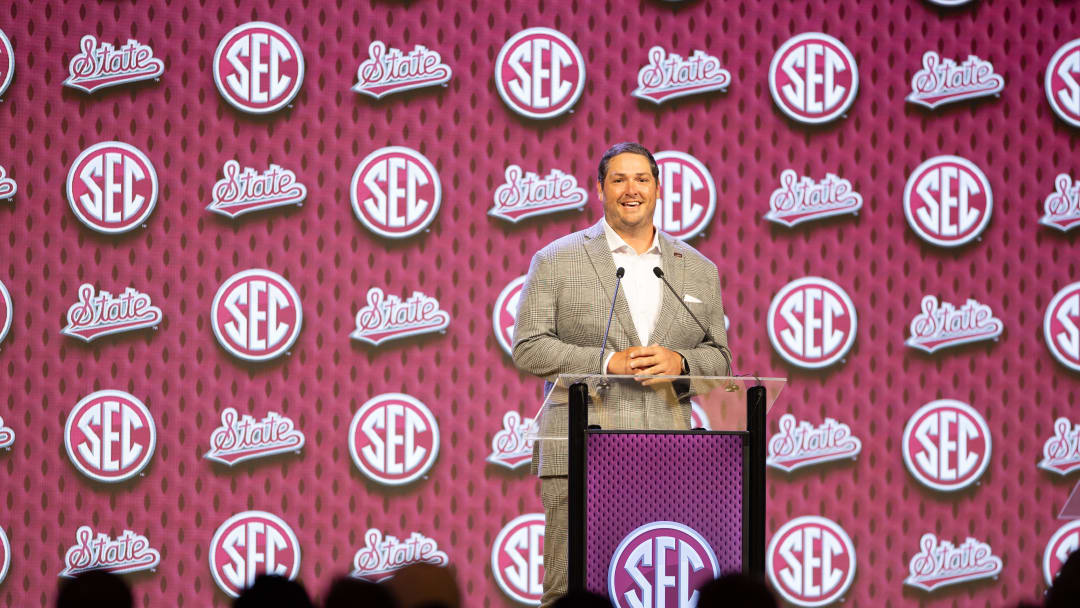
[672, 263, 732, 377]
[511, 250, 605, 382]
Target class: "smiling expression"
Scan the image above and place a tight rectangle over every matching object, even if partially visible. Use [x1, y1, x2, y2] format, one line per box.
[597, 152, 658, 236]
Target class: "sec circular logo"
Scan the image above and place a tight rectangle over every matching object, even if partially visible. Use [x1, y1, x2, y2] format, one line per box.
[66, 141, 158, 234]
[64, 390, 156, 483]
[1044, 519, 1080, 586]
[209, 510, 301, 598]
[767, 515, 856, 607]
[349, 393, 440, 486]
[769, 33, 858, 124]
[902, 399, 991, 492]
[903, 155, 992, 247]
[0, 278, 11, 347]
[493, 275, 527, 357]
[0, 28, 13, 98]
[608, 521, 719, 608]
[1046, 38, 1080, 128]
[491, 513, 545, 605]
[0, 525, 9, 586]
[767, 277, 857, 369]
[212, 269, 302, 362]
[350, 146, 442, 239]
[653, 151, 716, 240]
[1045, 281, 1080, 372]
[495, 27, 586, 120]
[213, 22, 304, 114]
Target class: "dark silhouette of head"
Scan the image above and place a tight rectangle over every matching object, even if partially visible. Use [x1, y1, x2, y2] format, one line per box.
[323, 575, 397, 608]
[696, 573, 777, 608]
[551, 590, 612, 607]
[384, 564, 460, 608]
[1046, 548, 1080, 608]
[233, 575, 313, 608]
[56, 569, 133, 608]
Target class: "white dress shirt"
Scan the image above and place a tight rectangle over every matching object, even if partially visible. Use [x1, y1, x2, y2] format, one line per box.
[602, 219, 663, 372]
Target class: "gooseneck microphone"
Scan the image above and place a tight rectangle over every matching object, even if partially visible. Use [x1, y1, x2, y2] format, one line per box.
[652, 266, 734, 376]
[599, 267, 626, 374]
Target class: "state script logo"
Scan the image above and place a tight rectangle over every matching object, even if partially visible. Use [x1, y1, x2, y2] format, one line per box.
[904, 533, 1002, 592]
[214, 22, 304, 114]
[64, 390, 156, 483]
[769, 33, 858, 124]
[493, 275, 526, 356]
[487, 410, 537, 470]
[63, 34, 164, 94]
[0, 165, 16, 199]
[211, 269, 303, 362]
[904, 155, 993, 247]
[349, 393, 440, 486]
[1045, 282, 1080, 373]
[767, 516, 856, 607]
[902, 399, 991, 492]
[653, 150, 716, 240]
[66, 141, 158, 234]
[765, 169, 862, 227]
[767, 413, 861, 472]
[204, 407, 304, 466]
[0, 278, 11, 347]
[632, 46, 731, 104]
[351, 146, 441, 239]
[0, 414, 13, 449]
[351, 287, 450, 346]
[351, 528, 449, 582]
[608, 521, 719, 608]
[495, 27, 585, 120]
[1041, 173, 1080, 232]
[905, 295, 1003, 353]
[768, 277, 857, 369]
[353, 41, 451, 99]
[1046, 38, 1080, 128]
[207, 160, 307, 218]
[906, 51, 1003, 109]
[0, 28, 13, 98]
[61, 283, 162, 342]
[60, 526, 161, 577]
[209, 511, 301, 598]
[1039, 417, 1080, 475]
[491, 513, 545, 606]
[490, 164, 587, 222]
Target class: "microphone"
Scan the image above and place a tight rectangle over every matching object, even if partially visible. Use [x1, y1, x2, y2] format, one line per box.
[652, 266, 734, 376]
[599, 267, 626, 375]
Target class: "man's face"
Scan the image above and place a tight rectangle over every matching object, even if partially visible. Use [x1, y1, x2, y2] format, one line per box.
[598, 152, 658, 234]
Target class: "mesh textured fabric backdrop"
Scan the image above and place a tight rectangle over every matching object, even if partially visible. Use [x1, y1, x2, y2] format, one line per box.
[0, 0, 1078, 606]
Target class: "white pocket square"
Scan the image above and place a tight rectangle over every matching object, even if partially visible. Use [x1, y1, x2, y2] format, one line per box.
[683, 294, 703, 304]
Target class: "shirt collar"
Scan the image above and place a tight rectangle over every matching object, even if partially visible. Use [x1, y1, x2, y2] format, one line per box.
[602, 218, 661, 255]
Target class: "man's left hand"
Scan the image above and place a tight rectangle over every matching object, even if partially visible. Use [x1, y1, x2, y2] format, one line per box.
[627, 344, 684, 385]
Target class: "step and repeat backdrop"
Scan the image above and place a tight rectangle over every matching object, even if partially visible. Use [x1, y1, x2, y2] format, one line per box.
[1, 0, 1079, 606]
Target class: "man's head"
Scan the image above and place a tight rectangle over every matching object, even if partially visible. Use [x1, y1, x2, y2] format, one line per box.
[596, 142, 659, 236]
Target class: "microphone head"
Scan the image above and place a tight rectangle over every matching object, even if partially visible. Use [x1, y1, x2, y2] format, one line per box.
[652, 266, 664, 278]
[616, 267, 625, 278]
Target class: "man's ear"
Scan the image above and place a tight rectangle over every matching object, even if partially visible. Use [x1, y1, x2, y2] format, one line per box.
[596, 180, 604, 200]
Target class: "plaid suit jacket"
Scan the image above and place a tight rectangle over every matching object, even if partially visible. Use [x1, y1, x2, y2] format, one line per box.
[512, 220, 731, 477]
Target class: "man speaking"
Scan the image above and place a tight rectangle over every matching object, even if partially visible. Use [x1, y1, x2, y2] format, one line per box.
[511, 142, 732, 606]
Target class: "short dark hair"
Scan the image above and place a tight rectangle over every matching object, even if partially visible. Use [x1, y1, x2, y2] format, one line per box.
[597, 142, 659, 184]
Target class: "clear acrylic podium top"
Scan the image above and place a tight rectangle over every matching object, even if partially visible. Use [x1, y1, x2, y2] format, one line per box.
[529, 374, 787, 442]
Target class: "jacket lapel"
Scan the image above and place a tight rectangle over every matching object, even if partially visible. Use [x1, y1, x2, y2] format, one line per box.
[582, 221, 641, 347]
[649, 232, 683, 346]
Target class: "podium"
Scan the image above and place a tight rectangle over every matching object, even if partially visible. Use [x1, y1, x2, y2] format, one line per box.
[531, 374, 785, 600]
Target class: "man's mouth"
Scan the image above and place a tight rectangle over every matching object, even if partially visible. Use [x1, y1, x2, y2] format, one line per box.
[620, 200, 642, 207]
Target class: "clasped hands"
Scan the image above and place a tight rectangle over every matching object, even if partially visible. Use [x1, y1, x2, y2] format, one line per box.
[607, 344, 684, 386]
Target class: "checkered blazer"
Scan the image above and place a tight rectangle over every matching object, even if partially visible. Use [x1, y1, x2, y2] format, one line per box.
[512, 220, 731, 477]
